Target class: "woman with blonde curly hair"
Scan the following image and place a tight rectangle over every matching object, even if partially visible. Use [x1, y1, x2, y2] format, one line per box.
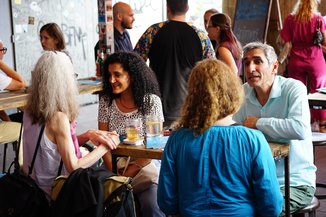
[157, 59, 283, 217]
[279, 0, 326, 131]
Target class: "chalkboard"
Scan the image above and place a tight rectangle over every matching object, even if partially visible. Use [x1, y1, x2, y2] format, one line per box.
[233, 0, 272, 46]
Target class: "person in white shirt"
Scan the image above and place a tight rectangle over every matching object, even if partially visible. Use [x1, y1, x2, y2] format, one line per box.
[0, 39, 26, 146]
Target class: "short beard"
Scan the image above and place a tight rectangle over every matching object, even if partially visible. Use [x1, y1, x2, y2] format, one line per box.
[121, 21, 132, 30]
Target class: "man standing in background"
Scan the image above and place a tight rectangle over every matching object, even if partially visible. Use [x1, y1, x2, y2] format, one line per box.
[94, 2, 134, 59]
[203, 8, 219, 49]
[134, 0, 215, 127]
[113, 2, 135, 52]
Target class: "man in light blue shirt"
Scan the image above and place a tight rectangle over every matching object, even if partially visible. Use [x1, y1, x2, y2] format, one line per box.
[233, 41, 316, 215]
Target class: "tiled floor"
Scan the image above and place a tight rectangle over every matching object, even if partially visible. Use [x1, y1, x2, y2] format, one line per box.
[1, 103, 326, 216]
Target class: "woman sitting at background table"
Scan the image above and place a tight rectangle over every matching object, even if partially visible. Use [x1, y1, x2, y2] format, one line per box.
[157, 59, 283, 217]
[23, 51, 120, 201]
[98, 51, 164, 217]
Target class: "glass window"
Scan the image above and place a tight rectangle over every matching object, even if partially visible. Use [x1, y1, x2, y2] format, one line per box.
[113, 0, 222, 47]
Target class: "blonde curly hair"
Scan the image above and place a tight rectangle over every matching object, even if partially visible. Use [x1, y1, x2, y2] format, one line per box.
[293, 0, 320, 22]
[175, 59, 244, 135]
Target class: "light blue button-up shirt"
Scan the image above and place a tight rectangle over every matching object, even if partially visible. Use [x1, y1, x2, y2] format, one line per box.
[233, 76, 316, 187]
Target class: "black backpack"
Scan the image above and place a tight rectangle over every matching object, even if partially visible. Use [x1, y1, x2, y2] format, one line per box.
[0, 170, 51, 217]
[51, 166, 136, 217]
[0, 125, 51, 217]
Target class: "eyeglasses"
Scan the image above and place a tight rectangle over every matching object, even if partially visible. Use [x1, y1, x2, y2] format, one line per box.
[0, 47, 7, 54]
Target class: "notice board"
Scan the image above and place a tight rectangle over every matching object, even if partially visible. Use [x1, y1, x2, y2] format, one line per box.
[233, 0, 272, 45]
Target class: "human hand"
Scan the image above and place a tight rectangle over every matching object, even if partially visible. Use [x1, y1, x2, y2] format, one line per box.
[87, 130, 119, 150]
[243, 116, 258, 129]
[321, 45, 326, 54]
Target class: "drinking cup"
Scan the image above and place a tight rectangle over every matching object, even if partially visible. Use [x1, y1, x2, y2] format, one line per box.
[145, 115, 163, 137]
[125, 118, 141, 141]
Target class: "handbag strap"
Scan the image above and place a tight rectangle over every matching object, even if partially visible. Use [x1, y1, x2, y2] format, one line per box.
[28, 125, 45, 176]
[57, 159, 63, 177]
[13, 115, 24, 173]
[317, 16, 321, 31]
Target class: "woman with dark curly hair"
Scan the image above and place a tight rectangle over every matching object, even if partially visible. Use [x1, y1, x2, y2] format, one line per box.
[157, 59, 283, 216]
[98, 51, 164, 217]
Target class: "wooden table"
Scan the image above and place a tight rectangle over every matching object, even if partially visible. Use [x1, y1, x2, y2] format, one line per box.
[111, 141, 290, 216]
[0, 78, 103, 110]
[111, 142, 289, 163]
[308, 92, 326, 109]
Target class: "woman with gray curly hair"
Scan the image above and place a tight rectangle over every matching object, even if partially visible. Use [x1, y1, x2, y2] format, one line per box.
[23, 51, 119, 200]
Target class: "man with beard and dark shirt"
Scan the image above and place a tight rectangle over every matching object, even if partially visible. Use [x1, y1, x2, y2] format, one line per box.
[134, 0, 215, 127]
[112, 2, 134, 51]
[94, 2, 134, 59]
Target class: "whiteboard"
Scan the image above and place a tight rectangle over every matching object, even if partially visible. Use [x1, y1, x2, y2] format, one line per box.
[11, 0, 99, 85]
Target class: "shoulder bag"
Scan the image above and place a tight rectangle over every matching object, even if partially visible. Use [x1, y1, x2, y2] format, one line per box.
[313, 15, 324, 45]
[0, 125, 51, 217]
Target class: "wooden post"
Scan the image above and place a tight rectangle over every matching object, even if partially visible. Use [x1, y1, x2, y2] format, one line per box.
[266, 0, 283, 52]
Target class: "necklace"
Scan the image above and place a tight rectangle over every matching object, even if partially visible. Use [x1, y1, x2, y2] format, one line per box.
[118, 98, 137, 109]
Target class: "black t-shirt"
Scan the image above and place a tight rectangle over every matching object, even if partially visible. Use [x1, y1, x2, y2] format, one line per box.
[148, 21, 204, 121]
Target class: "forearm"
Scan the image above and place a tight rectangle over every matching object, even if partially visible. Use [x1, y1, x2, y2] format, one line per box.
[67, 144, 109, 172]
[78, 129, 119, 147]
[0, 60, 26, 87]
[257, 118, 309, 140]
[77, 130, 92, 145]
[0, 110, 10, 121]
[321, 45, 326, 53]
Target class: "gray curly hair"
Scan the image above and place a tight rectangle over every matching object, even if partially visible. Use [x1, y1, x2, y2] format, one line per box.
[26, 51, 79, 124]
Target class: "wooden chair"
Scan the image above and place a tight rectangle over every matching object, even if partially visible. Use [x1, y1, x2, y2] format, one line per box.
[1, 111, 23, 173]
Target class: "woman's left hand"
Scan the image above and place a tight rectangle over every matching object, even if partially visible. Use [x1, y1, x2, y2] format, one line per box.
[87, 130, 120, 150]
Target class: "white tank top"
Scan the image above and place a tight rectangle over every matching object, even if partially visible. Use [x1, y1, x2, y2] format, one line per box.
[23, 113, 68, 200]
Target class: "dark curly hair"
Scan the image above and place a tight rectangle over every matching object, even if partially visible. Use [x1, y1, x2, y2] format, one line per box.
[102, 51, 161, 115]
